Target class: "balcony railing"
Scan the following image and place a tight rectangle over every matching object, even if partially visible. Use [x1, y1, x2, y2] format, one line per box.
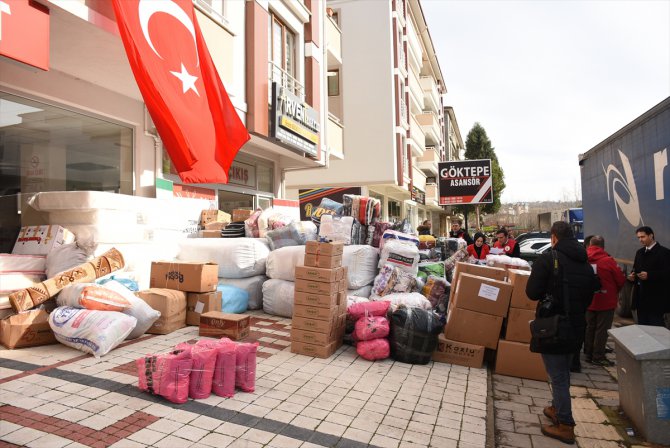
[420, 76, 440, 113]
[326, 15, 342, 66]
[269, 61, 305, 100]
[327, 113, 344, 158]
[416, 111, 441, 146]
[409, 114, 425, 154]
[399, 97, 408, 126]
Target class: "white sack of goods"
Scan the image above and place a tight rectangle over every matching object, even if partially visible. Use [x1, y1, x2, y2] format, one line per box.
[266, 245, 305, 281]
[262, 279, 295, 318]
[348, 285, 372, 298]
[95, 242, 181, 290]
[343, 245, 380, 289]
[373, 292, 432, 311]
[378, 239, 419, 275]
[218, 275, 268, 310]
[101, 280, 161, 339]
[177, 238, 270, 278]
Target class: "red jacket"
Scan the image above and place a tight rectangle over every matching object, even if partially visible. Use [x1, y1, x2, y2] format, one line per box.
[467, 243, 490, 260]
[587, 246, 626, 311]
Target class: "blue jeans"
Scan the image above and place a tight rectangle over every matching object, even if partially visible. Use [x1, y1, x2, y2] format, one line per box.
[541, 353, 575, 425]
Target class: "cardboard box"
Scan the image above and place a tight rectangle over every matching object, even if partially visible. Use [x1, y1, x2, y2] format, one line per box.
[200, 209, 231, 226]
[0, 309, 57, 349]
[449, 262, 508, 303]
[304, 253, 343, 269]
[504, 308, 534, 343]
[294, 290, 346, 309]
[201, 230, 221, 238]
[136, 288, 187, 334]
[295, 277, 345, 295]
[295, 266, 346, 283]
[232, 209, 253, 222]
[305, 241, 344, 257]
[508, 269, 536, 310]
[186, 291, 222, 326]
[293, 303, 341, 321]
[11, 225, 75, 256]
[495, 340, 548, 382]
[291, 324, 345, 346]
[290, 340, 340, 358]
[291, 313, 344, 334]
[432, 334, 485, 368]
[199, 312, 250, 340]
[452, 273, 513, 317]
[204, 221, 227, 231]
[150, 261, 218, 293]
[444, 307, 503, 350]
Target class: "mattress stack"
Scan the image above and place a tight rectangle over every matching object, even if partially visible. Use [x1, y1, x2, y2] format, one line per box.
[0, 254, 47, 319]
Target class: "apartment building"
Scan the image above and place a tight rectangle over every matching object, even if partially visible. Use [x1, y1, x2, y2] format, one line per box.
[285, 0, 458, 235]
[0, 0, 335, 216]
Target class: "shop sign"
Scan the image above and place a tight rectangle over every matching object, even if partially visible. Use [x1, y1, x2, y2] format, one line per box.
[227, 161, 256, 188]
[271, 82, 320, 157]
[0, 0, 50, 70]
[298, 187, 362, 221]
[438, 159, 493, 205]
[411, 186, 425, 205]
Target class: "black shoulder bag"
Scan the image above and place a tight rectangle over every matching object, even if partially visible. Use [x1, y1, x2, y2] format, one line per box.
[529, 250, 577, 353]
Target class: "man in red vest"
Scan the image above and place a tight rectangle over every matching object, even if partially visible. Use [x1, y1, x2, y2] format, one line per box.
[494, 228, 520, 257]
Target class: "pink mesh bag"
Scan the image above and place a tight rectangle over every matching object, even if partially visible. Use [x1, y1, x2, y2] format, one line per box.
[137, 346, 193, 404]
[177, 341, 217, 399]
[199, 338, 237, 398]
[235, 342, 259, 392]
[356, 338, 390, 361]
[354, 316, 390, 341]
[347, 300, 390, 321]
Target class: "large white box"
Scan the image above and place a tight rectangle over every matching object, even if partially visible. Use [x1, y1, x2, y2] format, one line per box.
[11, 225, 74, 255]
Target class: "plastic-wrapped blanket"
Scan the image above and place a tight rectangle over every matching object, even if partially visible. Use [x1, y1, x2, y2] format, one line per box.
[319, 215, 354, 244]
[485, 254, 531, 270]
[379, 239, 419, 275]
[266, 221, 317, 250]
[57, 283, 131, 312]
[177, 238, 269, 278]
[137, 348, 193, 404]
[244, 209, 263, 238]
[421, 276, 449, 310]
[371, 265, 417, 297]
[371, 222, 392, 248]
[376, 292, 432, 311]
[311, 198, 343, 225]
[389, 307, 443, 365]
[342, 195, 381, 226]
[218, 276, 267, 310]
[437, 237, 467, 261]
[380, 229, 419, 249]
[262, 279, 294, 317]
[235, 342, 258, 392]
[444, 247, 470, 281]
[49, 306, 137, 357]
[354, 316, 390, 341]
[417, 261, 446, 281]
[348, 300, 390, 321]
[357, 338, 390, 361]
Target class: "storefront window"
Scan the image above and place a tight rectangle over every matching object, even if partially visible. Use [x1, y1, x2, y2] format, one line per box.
[218, 190, 253, 216]
[0, 92, 133, 196]
[257, 163, 273, 193]
[388, 199, 401, 223]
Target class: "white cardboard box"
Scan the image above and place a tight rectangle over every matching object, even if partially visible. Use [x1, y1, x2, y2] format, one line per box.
[11, 225, 75, 255]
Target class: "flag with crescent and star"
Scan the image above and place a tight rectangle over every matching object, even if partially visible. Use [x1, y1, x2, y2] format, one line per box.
[112, 0, 250, 184]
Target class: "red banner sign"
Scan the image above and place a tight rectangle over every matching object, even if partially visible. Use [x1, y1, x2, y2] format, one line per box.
[0, 0, 49, 70]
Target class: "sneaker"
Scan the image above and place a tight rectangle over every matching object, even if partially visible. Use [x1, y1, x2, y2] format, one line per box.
[589, 358, 614, 367]
[605, 346, 614, 354]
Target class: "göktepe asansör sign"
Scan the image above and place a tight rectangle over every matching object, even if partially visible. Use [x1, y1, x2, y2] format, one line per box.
[438, 159, 493, 205]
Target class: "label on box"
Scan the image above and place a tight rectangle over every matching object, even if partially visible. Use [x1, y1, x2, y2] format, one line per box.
[194, 301, 205, 314]
[478, 284, 500, 301]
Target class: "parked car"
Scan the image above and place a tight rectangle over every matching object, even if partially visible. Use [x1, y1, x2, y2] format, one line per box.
[515, 231, 550, 245]
[520, 238, 551, 263]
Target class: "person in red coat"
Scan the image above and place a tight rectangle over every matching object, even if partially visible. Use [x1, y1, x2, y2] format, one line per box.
[467, 232, 490, 261]
[585, 235, 625, 366]
[494, 228, 520, 257]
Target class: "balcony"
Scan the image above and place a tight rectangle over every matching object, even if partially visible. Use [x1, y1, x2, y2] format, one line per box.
[408, 69, 424, 113]
[269, 61, 305, 100]
[406, 18, 422, 73]
[425, 183, 441, 207]
[416, 111, 441, 146]
[409, 115, 425, 157]
[420, 76, 440, 113]
[412, 166, 426, 191]
[399, 97, 408, 127]
[416, 146, 440, 176]
[326, 15, 342, 67]
[327, 113, 344, 159]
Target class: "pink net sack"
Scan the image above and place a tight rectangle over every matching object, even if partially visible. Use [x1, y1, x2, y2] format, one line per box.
[199, 338, 237, 398]
[347, 300, 390, 321]
[356, 338, 390, 361]
[235, 342, 259, 392]
[137, 347, 193, 404]
[354, 316, 390, 341]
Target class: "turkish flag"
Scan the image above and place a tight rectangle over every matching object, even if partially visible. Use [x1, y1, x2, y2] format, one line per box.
[112, 0, 249, 183]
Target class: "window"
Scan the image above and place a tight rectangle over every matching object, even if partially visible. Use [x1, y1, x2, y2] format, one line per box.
[269, 14, 300, 96]
[194, 0, 227, 25]
[388, 199, 401, 223]
[0, 92, 133, 196]
[327, 70, 340, 96]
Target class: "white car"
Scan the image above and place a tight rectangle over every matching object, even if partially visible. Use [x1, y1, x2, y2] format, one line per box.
[520, 238, 551, 262]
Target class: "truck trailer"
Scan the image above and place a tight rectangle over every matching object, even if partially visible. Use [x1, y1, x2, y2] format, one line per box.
[579, 96, 670, 316]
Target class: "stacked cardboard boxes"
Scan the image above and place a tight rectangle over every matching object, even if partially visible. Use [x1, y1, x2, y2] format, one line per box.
[138, 261, 219, 334]
[291, 241, 347, 358]
[200, 209, 232, 238]
[440, 262, 512, 368]
[496, 269, 548, 381]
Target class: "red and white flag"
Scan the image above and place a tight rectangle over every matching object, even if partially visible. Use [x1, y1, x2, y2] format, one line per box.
[112, 0, 249, 183]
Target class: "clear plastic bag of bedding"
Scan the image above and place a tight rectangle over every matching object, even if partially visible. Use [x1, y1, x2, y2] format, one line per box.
[389, 307, 444, 365]
[319, 215, 354, 244]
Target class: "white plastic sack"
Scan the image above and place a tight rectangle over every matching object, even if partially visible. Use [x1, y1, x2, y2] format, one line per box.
[373, 292, 432, 311]
[177, 238, 270, 278]
[218, 275, 267, 310]
[347, 295, 370, 307]
[49, 306, 137, 357]
[379, 239, 419, 275]
[485, 254, 531, 270]
[348, 285, 372, 298]
[266, 245, 305, 281]
[319, 215, 354, 244]
[262, 279, 295, 318]
[343, 245, 379, 289]
[46, 242, 94, 278]
[103, 280, 161, 339]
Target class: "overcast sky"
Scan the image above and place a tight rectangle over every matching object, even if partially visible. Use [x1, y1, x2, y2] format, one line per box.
[422, 0, 670, 203]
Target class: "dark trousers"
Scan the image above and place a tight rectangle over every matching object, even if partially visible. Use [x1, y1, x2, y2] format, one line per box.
[584, 309, 615, 361]
[542, 353, 575, 425]
[637, 310, 666, 327]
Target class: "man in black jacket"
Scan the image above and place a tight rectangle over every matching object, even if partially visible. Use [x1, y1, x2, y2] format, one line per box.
[526, 221, 599, 444]
[628, 226, 670, 327]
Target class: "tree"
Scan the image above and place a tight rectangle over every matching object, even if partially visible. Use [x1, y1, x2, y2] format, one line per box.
[451, 123, 506, 218]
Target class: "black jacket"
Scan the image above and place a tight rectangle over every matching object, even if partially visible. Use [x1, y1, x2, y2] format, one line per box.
[449, 230, 473, 245]
[526, 237, 600, 354]
[632, 243, 670, 313]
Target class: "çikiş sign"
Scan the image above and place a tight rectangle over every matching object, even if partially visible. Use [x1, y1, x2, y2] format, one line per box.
[227, 161, 256, 188]
[271, 83, 320, 157]
[438, 159, 493, 205]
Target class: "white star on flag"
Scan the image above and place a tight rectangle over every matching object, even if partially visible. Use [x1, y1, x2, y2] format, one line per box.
[171, 63, 199, 96]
